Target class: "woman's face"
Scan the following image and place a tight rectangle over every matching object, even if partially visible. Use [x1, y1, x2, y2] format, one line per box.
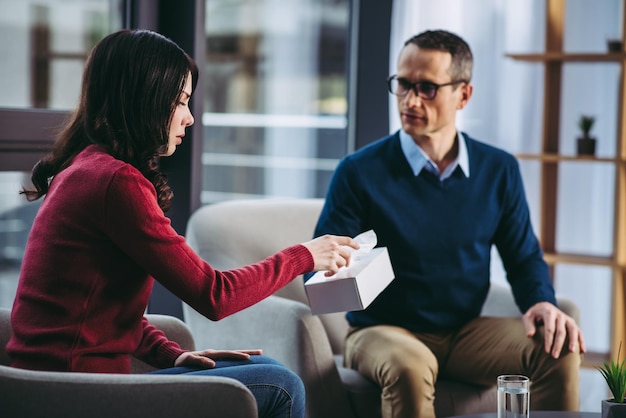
[163, 72, 194, 157]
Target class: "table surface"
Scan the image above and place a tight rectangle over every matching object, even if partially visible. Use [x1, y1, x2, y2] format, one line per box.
[449, 412, 600, 418]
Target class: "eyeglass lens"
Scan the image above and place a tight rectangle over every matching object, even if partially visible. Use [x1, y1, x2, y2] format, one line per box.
[389, 78, 438, 99]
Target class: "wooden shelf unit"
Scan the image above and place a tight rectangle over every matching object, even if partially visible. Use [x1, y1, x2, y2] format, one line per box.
[516, 153, 624, 164]
[507, 0, 626, 367]
[506, 52, 625, 62]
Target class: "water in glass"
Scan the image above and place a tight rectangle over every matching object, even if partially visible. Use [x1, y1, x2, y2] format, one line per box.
[497, 383, 529, 418]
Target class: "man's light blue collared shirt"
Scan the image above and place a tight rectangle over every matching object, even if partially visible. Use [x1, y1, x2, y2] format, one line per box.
[399, 130, 470, 180]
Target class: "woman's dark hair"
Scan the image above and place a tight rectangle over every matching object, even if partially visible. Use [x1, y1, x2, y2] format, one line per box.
[22, 29, 198, 211]
[405, 29, 473, 82]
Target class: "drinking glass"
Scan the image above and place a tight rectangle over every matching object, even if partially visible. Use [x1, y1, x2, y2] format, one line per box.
[497, 375, 530, 418]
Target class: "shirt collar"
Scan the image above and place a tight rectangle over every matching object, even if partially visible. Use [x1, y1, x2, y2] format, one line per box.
[399, 129, 470, 178]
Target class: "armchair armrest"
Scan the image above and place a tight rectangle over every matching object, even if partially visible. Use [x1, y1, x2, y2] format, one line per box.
[183, 295, 354, 418]
[0, 364, 256, 418]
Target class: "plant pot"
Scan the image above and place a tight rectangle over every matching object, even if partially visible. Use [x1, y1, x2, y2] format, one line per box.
[602, 399, 626, 418]
[607, 39, 623, 52]
[577, 136, 596, 156]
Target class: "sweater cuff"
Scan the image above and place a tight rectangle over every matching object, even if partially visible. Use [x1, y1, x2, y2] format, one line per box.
[157, 340, 186, 368]
[282, 244, 314, 276]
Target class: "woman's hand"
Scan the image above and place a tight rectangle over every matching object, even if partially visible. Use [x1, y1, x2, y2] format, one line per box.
[302, 235, 360, 276]
[174, 348, 263, 369]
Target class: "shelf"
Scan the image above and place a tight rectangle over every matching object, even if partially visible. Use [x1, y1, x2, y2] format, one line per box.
[506, 52, 625, 62]
[516, 153, 623, 163]
[507, 0, 626, 368]
[543, 252, 618, 268]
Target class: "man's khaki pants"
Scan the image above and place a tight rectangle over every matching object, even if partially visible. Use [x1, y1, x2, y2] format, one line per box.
[344, 317, 581, 418]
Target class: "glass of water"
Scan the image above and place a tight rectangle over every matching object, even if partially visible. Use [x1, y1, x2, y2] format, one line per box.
[497, 375, 530, 418]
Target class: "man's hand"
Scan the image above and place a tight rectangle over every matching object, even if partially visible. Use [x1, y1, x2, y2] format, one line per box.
[174, 348, 263, 368]
[522, 301, 586, 359]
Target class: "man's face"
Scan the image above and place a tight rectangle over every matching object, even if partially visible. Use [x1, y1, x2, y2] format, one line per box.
[395, 44, 471, 140]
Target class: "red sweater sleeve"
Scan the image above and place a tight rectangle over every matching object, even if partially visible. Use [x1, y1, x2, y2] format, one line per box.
[134, 317, 185, 368]
[105, 165, 314, 321]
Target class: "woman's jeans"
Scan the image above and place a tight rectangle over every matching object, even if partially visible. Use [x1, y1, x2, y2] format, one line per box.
[149, 355, 305, 418]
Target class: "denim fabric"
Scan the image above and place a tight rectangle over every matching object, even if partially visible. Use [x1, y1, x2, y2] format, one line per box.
[149, 355, 305, 418]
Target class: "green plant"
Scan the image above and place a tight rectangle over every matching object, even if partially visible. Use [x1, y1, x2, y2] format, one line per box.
[579, 115, 596, 137]
[598, 343, 626, 403]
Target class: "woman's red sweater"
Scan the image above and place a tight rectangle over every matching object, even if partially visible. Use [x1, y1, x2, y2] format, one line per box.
[7, 145, 313, 373]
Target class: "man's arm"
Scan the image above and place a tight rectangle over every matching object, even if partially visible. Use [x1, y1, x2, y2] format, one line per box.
[494, 158, 585, 357]
[493, 158, 555, 310]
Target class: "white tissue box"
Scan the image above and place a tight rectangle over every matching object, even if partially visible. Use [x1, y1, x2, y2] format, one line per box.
[304, 247, 395, 315]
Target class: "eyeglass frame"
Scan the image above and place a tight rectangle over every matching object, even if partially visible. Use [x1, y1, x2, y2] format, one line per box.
[386, 75, 468, 100]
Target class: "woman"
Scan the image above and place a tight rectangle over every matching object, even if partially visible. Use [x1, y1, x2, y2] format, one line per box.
[7, 29, 357, 418]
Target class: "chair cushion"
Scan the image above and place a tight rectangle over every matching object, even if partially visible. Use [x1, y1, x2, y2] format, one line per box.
[338, 367, 381, 418]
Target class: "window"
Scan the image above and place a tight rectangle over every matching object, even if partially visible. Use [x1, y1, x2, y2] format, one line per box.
[0, 0, 123, 310]
[0, 0, 122, 110]
[201, 0, 350, 203]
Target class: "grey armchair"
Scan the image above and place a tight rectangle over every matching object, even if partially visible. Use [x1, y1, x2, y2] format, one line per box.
[182, 198, 581, 418]
[0, 307, 257, 418]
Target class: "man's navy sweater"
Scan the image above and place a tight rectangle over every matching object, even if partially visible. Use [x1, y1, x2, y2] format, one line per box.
[313, 131, 555, 332]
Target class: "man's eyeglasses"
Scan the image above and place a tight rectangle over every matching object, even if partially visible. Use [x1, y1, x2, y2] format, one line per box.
[387, 75, 467, 100]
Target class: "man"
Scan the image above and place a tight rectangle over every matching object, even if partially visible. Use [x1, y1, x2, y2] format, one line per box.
[310, 29, 585, 418]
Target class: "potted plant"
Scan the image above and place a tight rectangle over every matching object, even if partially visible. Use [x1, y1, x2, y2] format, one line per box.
[577, 115, 597, 156]
[598, 343, 626, 418]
